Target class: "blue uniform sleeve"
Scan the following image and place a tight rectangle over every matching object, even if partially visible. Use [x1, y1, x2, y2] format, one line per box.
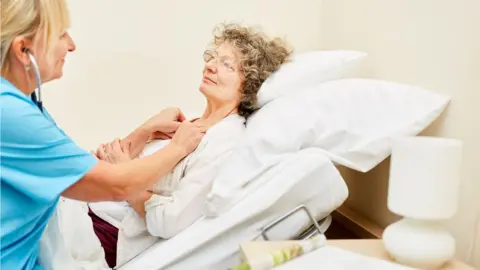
[1, 92, 98, 204]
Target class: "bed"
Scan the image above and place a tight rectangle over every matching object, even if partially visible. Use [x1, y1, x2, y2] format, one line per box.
[114, 78, 448, 269]
[114, 61, 449, 270]
[39, 47, 449, 270]
[116, 148, 348, 270]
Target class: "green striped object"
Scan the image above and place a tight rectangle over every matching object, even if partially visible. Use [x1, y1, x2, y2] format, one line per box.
[230, 234, 327, 270]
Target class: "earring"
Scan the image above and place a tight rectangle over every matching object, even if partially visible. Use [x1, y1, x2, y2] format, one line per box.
[25, 65, 31, 71]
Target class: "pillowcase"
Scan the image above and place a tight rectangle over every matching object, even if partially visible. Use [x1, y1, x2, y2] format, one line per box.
[251, 78, 451, 172]
[257, 50, 368, 107]
[205, 78, 450, 215]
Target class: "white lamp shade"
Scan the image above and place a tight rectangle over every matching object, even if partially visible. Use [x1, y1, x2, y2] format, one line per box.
[387, 136, 463, 220]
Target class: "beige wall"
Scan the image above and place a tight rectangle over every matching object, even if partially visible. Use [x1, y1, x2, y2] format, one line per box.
[43, 0, 323, 150]
[320, 0, 480, 266]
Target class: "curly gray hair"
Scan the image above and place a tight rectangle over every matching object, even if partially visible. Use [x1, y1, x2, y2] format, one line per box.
[210, 23, 292, 118]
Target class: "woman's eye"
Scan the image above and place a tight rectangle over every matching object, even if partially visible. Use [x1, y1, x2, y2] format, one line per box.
[223, 61, 234, 70]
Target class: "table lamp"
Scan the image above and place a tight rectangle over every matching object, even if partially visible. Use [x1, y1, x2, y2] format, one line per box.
[383, 136, 463, 270]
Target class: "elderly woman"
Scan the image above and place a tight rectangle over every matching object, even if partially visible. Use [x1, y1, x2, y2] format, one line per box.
[83, 23, 292, 267]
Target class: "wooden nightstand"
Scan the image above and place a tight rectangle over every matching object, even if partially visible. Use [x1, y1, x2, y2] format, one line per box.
[240, 239, 475, 270]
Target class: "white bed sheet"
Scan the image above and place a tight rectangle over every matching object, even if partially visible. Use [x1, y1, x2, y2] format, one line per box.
[117, 148, 348, 270]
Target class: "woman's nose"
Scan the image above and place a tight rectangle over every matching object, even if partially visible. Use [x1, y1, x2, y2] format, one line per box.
[66, 33, 76, 52]
[205, 60, 217, 73]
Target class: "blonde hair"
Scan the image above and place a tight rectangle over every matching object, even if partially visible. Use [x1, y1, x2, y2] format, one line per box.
[211, 23, 292, 118]
[0, 0, 70, 73]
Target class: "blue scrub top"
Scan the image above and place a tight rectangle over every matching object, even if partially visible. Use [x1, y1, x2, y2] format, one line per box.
[0, 77, 98, 269]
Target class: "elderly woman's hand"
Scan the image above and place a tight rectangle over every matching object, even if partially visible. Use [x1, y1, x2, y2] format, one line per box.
[126, 190, 153, 219]
[96, 138, 132, 164]
[144, 108, 186, 139]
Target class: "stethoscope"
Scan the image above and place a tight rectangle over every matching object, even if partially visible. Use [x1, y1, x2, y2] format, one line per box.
[25, 49, 43, 112]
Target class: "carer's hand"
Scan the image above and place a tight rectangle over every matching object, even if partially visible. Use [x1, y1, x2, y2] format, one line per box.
[170, 120, 205, 156]
[144, 108, 186, 139]
[96, 138, 132, 164]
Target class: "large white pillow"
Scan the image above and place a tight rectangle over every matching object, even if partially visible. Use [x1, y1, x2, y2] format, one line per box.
[205, 78, 450, 215]
[257, 50, 368, 107]
[255, 78, 450, 172]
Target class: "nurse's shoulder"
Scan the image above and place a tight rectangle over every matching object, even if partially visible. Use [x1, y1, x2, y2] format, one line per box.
[1, 77, 40, 115]
[0, 78, 59, 145]
[1, 77, 34, 102]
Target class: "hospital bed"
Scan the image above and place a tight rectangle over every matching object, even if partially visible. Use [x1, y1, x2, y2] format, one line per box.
[54, 64, 446, 270]
[116, 148, 348, 270]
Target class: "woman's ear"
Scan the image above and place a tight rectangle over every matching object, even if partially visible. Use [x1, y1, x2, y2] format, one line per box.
[10, 36, 32, 66]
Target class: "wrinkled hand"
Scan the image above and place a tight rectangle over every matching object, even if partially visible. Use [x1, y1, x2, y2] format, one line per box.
[144, 108, 186, 139]
[96, 138, 132, 164]
[170, 120, 205, 156]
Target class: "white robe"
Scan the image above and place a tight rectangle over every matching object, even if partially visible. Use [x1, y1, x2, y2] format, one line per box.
[90, 114, 246, 267]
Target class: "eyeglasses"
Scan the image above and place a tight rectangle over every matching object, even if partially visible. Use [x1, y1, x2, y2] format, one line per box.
[203, 50, 237, 72]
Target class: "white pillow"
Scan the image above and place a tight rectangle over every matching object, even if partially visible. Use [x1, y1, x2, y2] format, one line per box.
[206, 78, 450, 215]
[257, 50, 368, 107]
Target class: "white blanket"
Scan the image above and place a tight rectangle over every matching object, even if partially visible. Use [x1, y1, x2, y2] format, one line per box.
[118, 148, 348, 270]
[39, 198, 110, 270]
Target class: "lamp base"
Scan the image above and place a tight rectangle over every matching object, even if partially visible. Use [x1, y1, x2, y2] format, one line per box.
[382, 217, 455, 270]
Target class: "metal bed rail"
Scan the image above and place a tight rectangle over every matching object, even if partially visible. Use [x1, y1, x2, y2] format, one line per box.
[257, 204, 332, 241]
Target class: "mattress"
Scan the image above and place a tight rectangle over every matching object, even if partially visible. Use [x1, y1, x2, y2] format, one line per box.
[117, 148, 348, 270]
